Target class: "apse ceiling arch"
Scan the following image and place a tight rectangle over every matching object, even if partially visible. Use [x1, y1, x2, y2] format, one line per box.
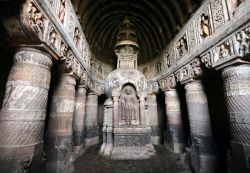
[72, 0, 202, 65]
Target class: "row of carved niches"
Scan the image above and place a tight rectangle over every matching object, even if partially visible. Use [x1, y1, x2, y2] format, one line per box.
[26, 0, 91, 69]
[201, 25, 250, 69]
[22, 0, 93, 83]
[138, 0, 245, 79]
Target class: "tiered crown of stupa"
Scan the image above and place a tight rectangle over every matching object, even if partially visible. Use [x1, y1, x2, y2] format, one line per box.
[114, 17, 139, 69]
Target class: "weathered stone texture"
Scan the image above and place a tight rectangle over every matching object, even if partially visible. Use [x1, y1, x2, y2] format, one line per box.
[0, 47, 52, 173]
[164, 89, 185, 153]
[46, 73, 76, 173]
[185, 80, 218, 173]
[222, 64, 250, 169]
[147, 94, 161, 145]
[72, 85, 87, 158]
[85, 92, 99, 146]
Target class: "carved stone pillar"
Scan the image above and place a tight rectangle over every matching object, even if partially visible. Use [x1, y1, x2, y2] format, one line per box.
[84, 92, 99, 146]
[103, 99, 113, 157]
[0, 48, 52, 173]
[72, 85, 87, 159]
[164, 89, 185, 153]
[139, 96, 146, 127]
[222, 64, 250, 169]
[185, 80, 217, 173]
[99, 105, 107, 155]
[46, 73, 76, 173]
[147, 94, 160, 145]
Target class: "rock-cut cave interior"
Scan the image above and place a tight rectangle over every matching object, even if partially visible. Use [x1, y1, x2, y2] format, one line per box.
[0, 0, 250, 173]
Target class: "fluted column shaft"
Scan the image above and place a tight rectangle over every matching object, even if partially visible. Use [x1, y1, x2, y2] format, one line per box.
[84, 92, 99, 146]
[72, 85, 87, 157]
[222, 64, 250, 169]
[164, 89, 185, 153]
[0, 48, 52, 173]
[46, 73, 76, 173]
[147, 94, 160, 145]
[185, 80, 217, 173]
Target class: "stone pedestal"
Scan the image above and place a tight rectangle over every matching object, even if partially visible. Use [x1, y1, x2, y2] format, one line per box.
[222, 64, 250, 169]
[185, 80, 217, 173]
[0, 48, 52, 173]
[147, 94, 161, 145]
[84, 92, 99, 146]
[46, 73, 76, 173]
[164, 89, 185, 153]
[72, 85, 87, 159]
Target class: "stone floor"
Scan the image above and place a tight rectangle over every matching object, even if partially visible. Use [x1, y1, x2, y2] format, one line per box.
[30, 145, 192, 173]
[73, 145, 192, 173]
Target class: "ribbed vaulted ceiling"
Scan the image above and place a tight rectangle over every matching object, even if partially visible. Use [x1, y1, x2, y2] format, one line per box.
[72, 0, 202, 66]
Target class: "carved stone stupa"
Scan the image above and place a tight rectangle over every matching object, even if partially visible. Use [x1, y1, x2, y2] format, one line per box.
[100, 17, 155, 159]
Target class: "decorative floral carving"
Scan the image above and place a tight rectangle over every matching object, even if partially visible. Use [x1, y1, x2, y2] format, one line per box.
[188, 21, 197, 49]
[211, 0, 225, 29]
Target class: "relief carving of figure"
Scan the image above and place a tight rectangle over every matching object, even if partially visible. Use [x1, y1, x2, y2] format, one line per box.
[200, 13, 211, 40]
[120, 85, 138, 126]
[236, 28, 250, 55]
[176, 36, 188, 59]
[219, 42, 231, 59]
[73, 27, 81, 48]
[27, 2, 46, 36]
[58, 0, 66, 23]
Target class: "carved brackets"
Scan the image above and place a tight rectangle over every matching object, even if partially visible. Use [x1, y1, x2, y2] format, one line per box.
[175, 58, 202, 83]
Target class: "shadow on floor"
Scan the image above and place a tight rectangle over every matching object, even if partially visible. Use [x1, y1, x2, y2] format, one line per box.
[73, 145, 191, 173]
[30, 145, 192, 173]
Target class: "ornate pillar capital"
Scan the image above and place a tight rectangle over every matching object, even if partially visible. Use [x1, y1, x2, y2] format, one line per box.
[159, 74, 177, 91]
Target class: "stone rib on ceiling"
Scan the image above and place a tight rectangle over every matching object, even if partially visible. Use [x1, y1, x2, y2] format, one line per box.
[72, 0, 202, 65]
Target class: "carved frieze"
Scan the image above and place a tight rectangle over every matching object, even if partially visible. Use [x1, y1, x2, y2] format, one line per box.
[47, 25, 61, 53]
[201, 52, 212, 68]
[158, 74, 176, 91]
[212, 39, 234, 65]
[175, 58, 202, 83]
[26, 1, 48, 40]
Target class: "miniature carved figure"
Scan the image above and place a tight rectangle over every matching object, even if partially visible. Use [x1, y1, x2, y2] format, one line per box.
[59, 0, 66, 23]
